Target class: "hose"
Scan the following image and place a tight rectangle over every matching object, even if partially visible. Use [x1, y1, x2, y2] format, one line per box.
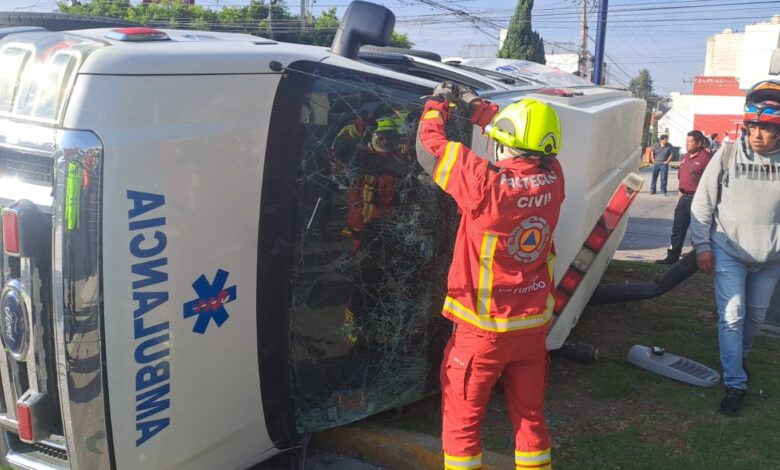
[588, 251, 699, 305]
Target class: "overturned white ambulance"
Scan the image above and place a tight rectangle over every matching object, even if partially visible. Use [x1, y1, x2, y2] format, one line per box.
[0, 2, 645, 469]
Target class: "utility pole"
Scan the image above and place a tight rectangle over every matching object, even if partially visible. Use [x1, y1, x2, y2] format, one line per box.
[579, 0, 588, 79]
[301, 0, 306, 29]
[268, 0, 274, 39]
[592, 0, 608, 85]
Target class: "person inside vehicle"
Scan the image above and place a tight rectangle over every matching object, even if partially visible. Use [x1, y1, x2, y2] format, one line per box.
[339, 109, 414, 345]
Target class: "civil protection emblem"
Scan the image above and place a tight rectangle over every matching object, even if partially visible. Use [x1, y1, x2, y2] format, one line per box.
[507, 216, 550, 263]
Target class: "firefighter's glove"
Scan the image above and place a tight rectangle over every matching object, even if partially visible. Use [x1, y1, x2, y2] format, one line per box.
[422, 81, 459, 102]
[470, 100, 499, 130]
[458, 87, 481, 108]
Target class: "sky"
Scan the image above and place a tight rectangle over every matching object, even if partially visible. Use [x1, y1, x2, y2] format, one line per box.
[3, 0, 779, 95]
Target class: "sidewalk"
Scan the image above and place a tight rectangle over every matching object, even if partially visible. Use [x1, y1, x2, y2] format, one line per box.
[613, 166, 683, 262]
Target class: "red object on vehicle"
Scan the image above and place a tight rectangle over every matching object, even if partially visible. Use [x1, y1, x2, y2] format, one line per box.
[584, 224, 610, 252]
[537, 88, 579, 97]
[105, 27, 170, 42]
[601, 183, 636, 230]
[16, 403, 32, 442]
[558, 267, 584, 294]
[2, 210, 19, 255]
[553, 174, 642, 315]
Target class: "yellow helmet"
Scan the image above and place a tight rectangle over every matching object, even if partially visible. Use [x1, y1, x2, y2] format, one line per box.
[485, 99, 562, 157]
[372, 112, 408, 152]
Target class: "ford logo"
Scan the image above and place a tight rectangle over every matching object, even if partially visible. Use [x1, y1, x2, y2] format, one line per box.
[0, 281, 29, 361]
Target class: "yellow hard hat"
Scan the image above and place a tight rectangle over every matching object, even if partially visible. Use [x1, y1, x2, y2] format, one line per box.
[485, 99, 562, 157]
[372, 112, 408, 152]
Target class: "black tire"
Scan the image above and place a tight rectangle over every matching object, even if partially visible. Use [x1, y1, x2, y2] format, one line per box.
[361, 45, 442, 62]
[0, 12, 139, 32]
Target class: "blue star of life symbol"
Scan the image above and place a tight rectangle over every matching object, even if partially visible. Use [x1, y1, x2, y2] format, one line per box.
[183, 269, 236, 334]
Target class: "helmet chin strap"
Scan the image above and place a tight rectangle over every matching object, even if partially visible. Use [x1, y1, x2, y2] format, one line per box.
[494, 142, 536, 162]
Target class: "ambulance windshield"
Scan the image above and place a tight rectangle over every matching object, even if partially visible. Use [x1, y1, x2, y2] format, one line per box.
[0, 33, 104, 122]
[262, 62, 473, 433]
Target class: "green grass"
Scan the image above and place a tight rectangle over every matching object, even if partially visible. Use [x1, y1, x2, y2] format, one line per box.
[369, 260, 780, 469]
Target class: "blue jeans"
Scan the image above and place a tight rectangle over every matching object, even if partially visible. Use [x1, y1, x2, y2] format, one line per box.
[713, 243, 780, 389]
[650, 163, 668, 193]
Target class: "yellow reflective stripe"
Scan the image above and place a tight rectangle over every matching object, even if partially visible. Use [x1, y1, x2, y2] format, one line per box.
[362, 176, 375, 223]
[515, 448, 551, 467]
[516, 465, 550, 470]
[423, 109, 441, 120]
[347, 126, 360, 139]
[477, 233, 498, 316]
[545, 253, 556, 315]
[546, 253, 555, 284]
[434, 142, 460, 190]
[443, 296, 552, 333]
[444, 452, 482, 469]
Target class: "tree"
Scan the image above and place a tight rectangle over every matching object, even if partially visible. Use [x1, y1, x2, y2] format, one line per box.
[497, 0, 545, 64]
[57, 0, 412, 48]
[629, 69, 662, 148]
[629, 69, 656, 103]
[390, 32, 412, 49]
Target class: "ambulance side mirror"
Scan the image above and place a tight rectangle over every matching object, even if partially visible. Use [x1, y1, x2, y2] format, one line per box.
[330, 0, 395, 60]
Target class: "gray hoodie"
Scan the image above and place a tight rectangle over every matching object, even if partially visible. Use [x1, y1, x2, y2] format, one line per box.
[690, 138, 780, 265]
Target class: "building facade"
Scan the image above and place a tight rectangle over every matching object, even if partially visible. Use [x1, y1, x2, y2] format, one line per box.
[658, 14, 780, 148]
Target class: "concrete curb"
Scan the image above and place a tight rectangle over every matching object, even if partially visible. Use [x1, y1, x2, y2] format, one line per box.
[312, 422, 514, 470]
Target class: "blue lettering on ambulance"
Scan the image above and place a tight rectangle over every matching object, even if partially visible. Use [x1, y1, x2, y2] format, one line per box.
[127, 190, 171, 447]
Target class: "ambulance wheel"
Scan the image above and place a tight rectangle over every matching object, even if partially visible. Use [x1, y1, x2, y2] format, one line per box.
[0, 12, 139, 32]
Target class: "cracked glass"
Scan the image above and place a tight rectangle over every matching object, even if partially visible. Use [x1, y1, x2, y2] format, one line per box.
[284, 63, 471, 433]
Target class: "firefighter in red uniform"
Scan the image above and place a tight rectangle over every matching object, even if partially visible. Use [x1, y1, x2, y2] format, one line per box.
[337, 112, 414, 343]
[417, 82, 565, 470]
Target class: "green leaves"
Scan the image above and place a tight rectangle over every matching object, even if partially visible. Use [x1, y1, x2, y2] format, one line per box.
[497, 0, 546, 64]
[57, 0, 413, 48]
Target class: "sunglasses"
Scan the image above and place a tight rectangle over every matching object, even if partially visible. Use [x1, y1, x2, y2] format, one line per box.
[745, 101, 780, 121]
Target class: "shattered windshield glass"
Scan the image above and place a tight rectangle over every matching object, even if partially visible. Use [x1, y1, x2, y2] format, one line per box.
[273, 63, 473, 433]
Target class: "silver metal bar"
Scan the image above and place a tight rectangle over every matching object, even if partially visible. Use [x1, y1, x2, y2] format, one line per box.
[20, 258, 40, 395]
[0, 355, 16, 420]
[53, 128, 110, 470]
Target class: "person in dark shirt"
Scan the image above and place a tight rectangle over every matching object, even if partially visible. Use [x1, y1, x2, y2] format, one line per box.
[656, 130, 713, 264]
[650, 134, 674, 195]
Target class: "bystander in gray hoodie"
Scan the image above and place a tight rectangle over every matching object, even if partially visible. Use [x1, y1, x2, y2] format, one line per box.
[690, 138, 780, 264]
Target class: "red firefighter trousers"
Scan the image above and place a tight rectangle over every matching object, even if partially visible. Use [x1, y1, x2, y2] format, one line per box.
[441, 325, 551, 470]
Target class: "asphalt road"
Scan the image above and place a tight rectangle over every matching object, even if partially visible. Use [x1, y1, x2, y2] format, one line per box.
[614, 166, 682, 262]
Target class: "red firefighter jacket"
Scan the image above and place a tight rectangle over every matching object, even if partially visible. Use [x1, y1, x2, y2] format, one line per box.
[418, 99, 565, 337]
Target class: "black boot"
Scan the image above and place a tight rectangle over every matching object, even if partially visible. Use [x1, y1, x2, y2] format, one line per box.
[655, 250, 679, 265]
[719, 387, 746, 416]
